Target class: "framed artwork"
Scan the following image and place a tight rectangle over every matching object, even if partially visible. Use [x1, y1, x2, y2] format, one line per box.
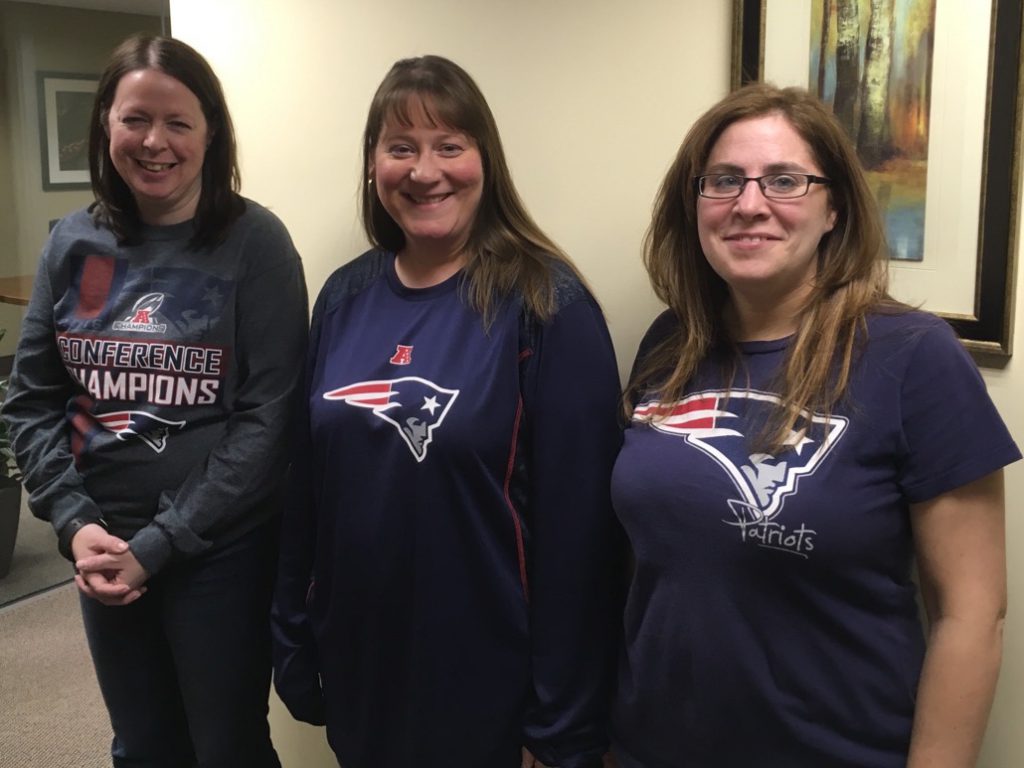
[732, 0, 1023, 356]
[37, 72, 98, 191]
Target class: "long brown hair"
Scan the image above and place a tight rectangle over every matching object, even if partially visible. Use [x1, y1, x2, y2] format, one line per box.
[88, 34, 243, 248]
[632, 83, 901, 449]
[360, 55, 582, 324]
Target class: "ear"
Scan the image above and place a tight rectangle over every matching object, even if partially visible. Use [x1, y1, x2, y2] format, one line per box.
[825, 201, 838, 232]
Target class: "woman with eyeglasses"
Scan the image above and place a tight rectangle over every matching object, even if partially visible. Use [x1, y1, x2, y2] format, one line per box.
[609, 84, 1018, 767]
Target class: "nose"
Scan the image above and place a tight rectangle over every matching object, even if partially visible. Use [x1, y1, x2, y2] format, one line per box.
[733, 178, 770, 216]
[409, 153, 440, 184]
[142, 124, 168, 151]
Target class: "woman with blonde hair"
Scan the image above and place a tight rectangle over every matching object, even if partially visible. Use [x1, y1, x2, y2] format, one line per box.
[272, 55, 621, 768]
[610, 84, 1018, 767]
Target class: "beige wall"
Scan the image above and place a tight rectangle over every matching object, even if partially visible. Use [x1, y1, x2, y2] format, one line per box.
[169, 1, 1023, 766]
[168, 0, 721, 381]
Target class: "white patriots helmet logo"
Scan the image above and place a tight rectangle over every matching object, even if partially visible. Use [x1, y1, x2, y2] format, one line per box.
[635, 389, 848, 525]
[96, 410, 187, 453]
[324, 376, 459, 462]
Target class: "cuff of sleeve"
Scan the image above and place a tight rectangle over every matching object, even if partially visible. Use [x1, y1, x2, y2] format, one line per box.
[523, 739, 607, 768]
[274, 666, 327, 726]
[129, 524, 174, 575]
[56, 516, 107, 561]
[550, 754, 605, 768]
[282, 688, 327, 727]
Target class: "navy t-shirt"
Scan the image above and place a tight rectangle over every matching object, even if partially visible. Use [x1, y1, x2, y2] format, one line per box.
[611, 309, 1019, 767]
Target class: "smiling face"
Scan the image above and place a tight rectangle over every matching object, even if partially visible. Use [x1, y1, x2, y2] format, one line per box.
[106, 68, 208, 225]
[371, 100, 484, 262]
[697, 113, 837, 312]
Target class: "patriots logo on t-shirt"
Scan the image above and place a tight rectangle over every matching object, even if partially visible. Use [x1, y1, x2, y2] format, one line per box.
[634, 389, 847, 557]
[96, 410, 187, 453]
[324, 377, 459, 462]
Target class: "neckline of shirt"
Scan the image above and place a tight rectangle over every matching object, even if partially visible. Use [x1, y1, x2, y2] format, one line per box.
[384, 252, 463, 300]
[139, 218, 196, 242]
[735, 336, 792, 355]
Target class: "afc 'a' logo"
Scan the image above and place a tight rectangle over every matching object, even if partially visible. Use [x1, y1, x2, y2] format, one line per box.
[324, 376, 458, 462]
[389, 345, 413, 365]
[112, 293, 169, 333]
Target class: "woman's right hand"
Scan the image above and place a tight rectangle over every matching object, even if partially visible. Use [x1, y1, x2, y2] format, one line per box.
[521, 747, 552, 768]
[71, 524, 147, 606]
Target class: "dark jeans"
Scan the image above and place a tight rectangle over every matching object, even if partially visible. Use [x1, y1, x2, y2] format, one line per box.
[80, 523, 281, 768]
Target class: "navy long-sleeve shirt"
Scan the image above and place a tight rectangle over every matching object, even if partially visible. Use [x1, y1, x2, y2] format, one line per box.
[272, 250, 621, 768]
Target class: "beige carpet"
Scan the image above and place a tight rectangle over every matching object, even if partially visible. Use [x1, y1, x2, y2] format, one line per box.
[0, 583, 111, 768]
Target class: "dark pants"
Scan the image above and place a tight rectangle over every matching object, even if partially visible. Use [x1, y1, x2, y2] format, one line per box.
[80, 523, 281, 768]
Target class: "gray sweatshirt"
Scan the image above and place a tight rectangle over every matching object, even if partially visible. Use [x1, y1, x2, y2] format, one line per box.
[2, 200, 308, 574]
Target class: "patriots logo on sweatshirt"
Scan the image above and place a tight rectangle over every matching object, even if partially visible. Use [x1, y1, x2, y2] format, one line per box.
[96, 410, 187, 453]
[324, 377, 459, 462]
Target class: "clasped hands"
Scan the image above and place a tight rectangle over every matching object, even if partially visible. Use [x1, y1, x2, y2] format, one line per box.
[71, 523, 150, 606]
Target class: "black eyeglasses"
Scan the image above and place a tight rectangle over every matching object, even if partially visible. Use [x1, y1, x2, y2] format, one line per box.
[695, 173, 831, 200]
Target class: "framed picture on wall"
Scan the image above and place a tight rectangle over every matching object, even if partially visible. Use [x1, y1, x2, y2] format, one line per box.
[37, 72, 98, 191]
[731, 0, 1023, 357]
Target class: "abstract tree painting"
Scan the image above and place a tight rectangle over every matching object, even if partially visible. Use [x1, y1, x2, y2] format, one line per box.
[810, 0, 936, 260]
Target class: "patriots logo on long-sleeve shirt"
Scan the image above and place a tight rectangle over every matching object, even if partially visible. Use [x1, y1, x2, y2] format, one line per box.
[634, 389, 848, 557]
[324, 377, 459, 462]
[96, 410, 187, 453]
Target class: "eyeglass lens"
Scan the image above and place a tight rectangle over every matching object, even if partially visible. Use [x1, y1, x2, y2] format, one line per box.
[699, 174, 812, 199]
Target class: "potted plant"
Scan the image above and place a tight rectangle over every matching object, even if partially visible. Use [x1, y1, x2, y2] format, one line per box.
[0, 329, 22, 578]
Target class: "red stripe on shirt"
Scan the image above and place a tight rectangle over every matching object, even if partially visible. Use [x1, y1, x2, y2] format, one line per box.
[503, 394, 529, 602]
[76, 254, 116, 319]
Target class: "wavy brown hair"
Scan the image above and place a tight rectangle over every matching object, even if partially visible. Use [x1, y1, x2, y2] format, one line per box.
[360, 55, 582, 323]
[88, 34, 243, 248]
[632, 83, 902, 449]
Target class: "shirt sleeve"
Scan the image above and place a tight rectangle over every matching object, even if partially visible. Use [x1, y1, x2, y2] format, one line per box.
[897, 318, 1020, 503]
[270, 286, 327, 726]
[519, 290, 623, 768]
[2, 231, 105, 543]
[127, 225, 310, 574]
